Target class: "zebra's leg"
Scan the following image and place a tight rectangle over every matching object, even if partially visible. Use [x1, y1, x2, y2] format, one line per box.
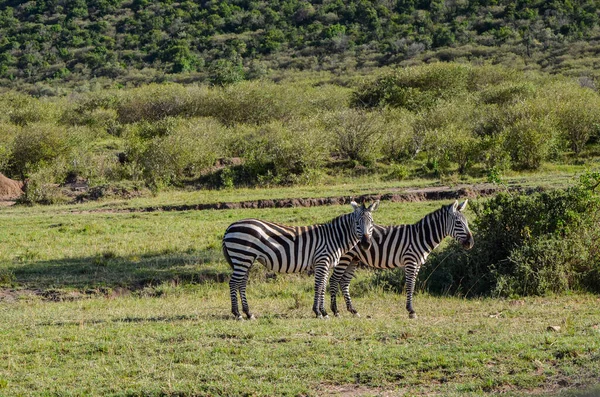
[313, 263, 330, 319]
[239, 269, 256, 320]
[340, 262, 359, 316]
[329, 265, 346, 317]
[404, 262, 420, 319]
[229, 277, 241, 320]
[229, 266, 247, 320]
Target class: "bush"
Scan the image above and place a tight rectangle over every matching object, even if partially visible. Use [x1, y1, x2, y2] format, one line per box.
[351, 63, 472, 111]
[138, 118, 224, 189]
[230, 120, 328, 186]
[479, 81, 536, 105]
[548, 82, 600, 155]
[0, 123, 19, 173]
[1, 92, 65, 126]
[115, 84, 207, 124]
[378, 108, 416, 162]
[502, 117, 557, 170]
[325, 109, 385, 166]
[420, 173, 600, 297]
[17, 165, 69, 205]
[8, 123, 75, 179]
[413, 99, 480, 174]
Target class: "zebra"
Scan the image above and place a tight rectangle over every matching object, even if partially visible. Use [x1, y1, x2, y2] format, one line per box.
[329, 200, 474, 319]
[222, 200, 379, 320]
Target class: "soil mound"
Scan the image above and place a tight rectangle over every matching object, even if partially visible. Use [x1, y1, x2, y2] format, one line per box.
[0, 173, 23, 200]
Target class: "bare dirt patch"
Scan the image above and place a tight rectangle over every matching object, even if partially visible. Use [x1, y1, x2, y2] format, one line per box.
[0, 172, 23, 204]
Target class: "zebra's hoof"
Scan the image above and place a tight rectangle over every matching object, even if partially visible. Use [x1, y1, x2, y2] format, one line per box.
[235, 315, 244, 321]
[334, 312, 340, 317]
[409, 312, 417, 319]
[316, 314, 323, 319]
[249, 314, 256, 320]
[353, 312, 361, 318]
[323, 314, 330, 320]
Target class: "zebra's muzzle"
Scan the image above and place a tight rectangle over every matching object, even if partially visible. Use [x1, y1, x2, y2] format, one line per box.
[462, 234, 474, 250]
[360, 235, 372, 250]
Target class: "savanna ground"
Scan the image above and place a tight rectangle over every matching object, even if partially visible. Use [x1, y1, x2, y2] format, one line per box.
[0, 180, 599, 396]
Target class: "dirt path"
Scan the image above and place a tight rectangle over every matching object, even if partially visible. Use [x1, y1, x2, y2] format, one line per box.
[66, 183, 538, 214]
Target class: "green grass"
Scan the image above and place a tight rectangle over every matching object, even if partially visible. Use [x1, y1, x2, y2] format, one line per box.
[0, 198, 599, 396]
[0, 285, 598, 396]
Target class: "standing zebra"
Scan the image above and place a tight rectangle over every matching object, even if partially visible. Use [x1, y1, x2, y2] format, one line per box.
[222, 201, 379, 320]
[330, 200, 474, 319]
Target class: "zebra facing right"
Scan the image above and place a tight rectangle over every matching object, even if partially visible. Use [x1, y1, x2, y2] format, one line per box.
[330, 200, 474, 319]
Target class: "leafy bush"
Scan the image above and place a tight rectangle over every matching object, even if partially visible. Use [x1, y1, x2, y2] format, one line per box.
[420, 173, 600, 297]
[17, 165, 69, 205]
[2, 92, 65, 126]
[548, 82, 600, 155]
[502, 117, 557, 170]
[378, 108, 416, 162]
[0, 123, 19, 173]
[8, 123, 75, 179]
[479, 81, 536, 105]
[325, 109, 385, 166]
[222, 120, 328, 186]
[352, 63, 472, 111]
[137, 118, 224, 189]
[115, 84, 207, 124]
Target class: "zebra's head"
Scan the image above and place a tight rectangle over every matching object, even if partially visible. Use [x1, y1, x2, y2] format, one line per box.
[446, 200, 474, 250]
[351, 200, 379, 250]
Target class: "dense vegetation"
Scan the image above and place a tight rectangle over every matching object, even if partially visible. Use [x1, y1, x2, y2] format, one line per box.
[372, 172, 600, 297]
[1, 0, 600, 91]
[0, 63, 599, 204]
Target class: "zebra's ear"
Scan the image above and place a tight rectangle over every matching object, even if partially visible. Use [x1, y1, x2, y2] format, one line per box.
[351, 200, 360, 210]
[452, 200, 459, 212]
[457, 200, 468, 212]
[368, 200, 380, 212]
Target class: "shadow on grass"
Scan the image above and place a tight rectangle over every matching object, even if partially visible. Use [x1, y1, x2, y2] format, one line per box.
[5, 249, 231, 292]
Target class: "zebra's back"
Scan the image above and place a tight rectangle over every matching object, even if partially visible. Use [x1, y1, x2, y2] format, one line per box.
[222, 218, 319, 273]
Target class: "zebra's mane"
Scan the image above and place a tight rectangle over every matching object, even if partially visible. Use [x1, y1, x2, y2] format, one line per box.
[375, 204, 448, 233]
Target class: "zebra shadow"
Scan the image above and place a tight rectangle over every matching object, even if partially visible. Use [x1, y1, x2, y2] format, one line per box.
[4, 249, 231, 294]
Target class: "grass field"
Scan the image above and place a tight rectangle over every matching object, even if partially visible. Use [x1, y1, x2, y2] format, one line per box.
[0, 189, 599, 396]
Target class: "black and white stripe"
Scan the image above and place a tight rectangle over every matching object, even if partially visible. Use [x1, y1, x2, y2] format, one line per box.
[223, 201, 379, 319]
[330, 200, 474, 319]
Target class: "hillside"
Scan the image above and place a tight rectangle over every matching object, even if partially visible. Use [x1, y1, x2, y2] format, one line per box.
[1, 0, 600, 91]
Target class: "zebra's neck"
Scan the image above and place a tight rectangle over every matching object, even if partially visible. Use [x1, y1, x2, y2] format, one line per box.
[320, 212, 358, 252]
[414, 208, 448, 252]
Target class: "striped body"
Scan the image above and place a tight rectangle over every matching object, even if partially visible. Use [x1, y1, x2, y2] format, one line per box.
[330, 200, 473, 318]
[223, 201, 378, 319]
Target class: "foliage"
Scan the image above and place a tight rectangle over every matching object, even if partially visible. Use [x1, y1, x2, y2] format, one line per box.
[421, 173, 600, 297]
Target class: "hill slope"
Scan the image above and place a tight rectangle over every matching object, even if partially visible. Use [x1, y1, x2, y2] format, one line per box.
[1, 0, 600, 89]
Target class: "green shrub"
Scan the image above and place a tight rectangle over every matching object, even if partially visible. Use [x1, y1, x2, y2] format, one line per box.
[219, 119, 328, 186]
[548, 82, 600, 155]
[8, 123, 75, 179]
[115, 84, 207, 124]
[379, 108, 415, 162]
[2, 92, 65, 126]
[479, 81, 536, 105]
[420, 174, 600, 297]
[17, 165, 69, 205]
[352, 63, 472, 111]
[413, 100, 480, 174]
[383, 163, 410, 181]
[0, 123, 19, 173]
[325, 109, 385, 166]
[502, 117, 557, 170]
[139, 118, 223, 189]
